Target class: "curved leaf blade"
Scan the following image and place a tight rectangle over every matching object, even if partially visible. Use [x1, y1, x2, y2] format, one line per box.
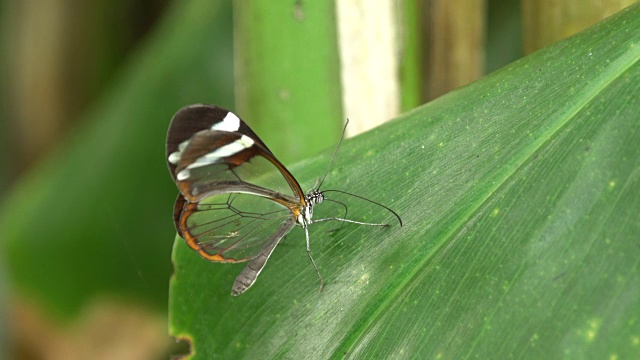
[170, 5, 640, 358]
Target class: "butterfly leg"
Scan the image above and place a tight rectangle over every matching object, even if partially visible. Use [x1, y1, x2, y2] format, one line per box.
[313, 217, 390, 227]
[321, 198, 349, 233]
[305, 225, 324, 292]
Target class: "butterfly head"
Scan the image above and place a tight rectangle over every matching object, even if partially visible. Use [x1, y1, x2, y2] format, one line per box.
[306, 189, 324, 206]
[296, 190, 324, 226]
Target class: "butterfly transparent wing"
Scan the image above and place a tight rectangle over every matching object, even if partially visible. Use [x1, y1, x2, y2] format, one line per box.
[166, 105, 306, 263]
[176, 192, 296, 262]
[171, 128, 305, 202]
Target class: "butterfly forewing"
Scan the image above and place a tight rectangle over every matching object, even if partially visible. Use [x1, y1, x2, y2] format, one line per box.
[176, 133, 300, 203]
[166, 104, 270, 178]
[166, 105, 304, 202]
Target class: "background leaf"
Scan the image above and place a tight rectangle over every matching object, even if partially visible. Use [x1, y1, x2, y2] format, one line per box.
[234, 1, 343, 163]
[0, 0, 233, 320]
[169, 5, 640, 358]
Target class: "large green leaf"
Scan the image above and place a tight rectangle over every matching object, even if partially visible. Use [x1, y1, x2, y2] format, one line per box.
[169, 5, 640, 358]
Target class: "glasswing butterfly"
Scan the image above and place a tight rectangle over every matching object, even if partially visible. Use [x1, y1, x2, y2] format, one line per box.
[166, 104, 402, 295]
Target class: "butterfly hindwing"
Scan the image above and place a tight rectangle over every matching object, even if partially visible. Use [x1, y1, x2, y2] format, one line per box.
[177, 192, 295, 262]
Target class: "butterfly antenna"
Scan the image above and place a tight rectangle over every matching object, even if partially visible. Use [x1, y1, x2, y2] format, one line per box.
[322, 189, 403, 226]
[323, 198, 349, 220]
[317, 119, 349, 191]
[323, 198, 349, 231]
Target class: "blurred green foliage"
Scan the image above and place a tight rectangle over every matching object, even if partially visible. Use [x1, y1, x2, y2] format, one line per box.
[0, 0, 233, 319]
[486, 0, 523, 73]
[234, 1, 344, 164]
